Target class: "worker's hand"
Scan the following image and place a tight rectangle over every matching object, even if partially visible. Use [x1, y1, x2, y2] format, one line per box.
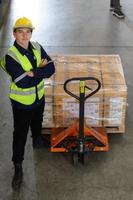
[26, 71, 34, 77]
[39, 59, 48, 67]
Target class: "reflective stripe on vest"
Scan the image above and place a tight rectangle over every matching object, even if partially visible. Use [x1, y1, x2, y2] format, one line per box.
[0, 57, 6, 72]
[31, 41, 41, 55]
[7, 50, 20, 64]
[14, 72, 27, 83]
[10, 83, 44, 96]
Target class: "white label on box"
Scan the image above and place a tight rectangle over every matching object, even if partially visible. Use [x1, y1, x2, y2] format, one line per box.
[42, 120, 54, 128]
[42, 102, 53, 127]
[45, 97, 52, 103]
[109, 97, 124, 125]
[63, 98, 78, 117]
[44, 103, 53, 111]
[86, 97, 100, 103]
[63, 98, 99, 125]
[85, 101, 99, 125]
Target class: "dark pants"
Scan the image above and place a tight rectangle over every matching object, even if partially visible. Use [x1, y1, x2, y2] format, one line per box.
[12, 100, 44, 164]
[110, 0, 121, 11]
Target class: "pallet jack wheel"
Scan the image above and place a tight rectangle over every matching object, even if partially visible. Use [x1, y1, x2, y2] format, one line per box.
[72, 153, 79, 166]
[81, 153, 89, 165]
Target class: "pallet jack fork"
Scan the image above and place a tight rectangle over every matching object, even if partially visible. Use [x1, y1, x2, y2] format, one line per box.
[51, 77, 109, 165]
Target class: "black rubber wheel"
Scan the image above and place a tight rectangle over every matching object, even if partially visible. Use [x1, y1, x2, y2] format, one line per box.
[81, 153, 89, 165]
[72, 153, 79, 166]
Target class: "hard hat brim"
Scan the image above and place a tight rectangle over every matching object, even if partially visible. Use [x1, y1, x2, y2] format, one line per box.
[13, 26, 35, 31]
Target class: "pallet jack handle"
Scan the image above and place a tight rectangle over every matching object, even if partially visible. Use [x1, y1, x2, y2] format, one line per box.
[64, 77, 101, 101]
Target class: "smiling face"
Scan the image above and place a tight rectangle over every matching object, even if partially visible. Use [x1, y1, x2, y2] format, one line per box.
[13, 28, 32, 49]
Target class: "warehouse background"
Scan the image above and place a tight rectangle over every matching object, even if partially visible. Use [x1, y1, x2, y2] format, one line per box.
[0, 0, 133, 200]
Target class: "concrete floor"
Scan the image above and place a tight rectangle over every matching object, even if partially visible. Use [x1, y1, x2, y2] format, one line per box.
[0, 0, 133, 199]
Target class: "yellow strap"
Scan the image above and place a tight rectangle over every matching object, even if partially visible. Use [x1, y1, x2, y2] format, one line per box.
[80, 80, 85, 93]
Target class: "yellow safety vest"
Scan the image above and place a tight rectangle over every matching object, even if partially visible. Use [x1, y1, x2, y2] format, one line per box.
[5, 42, 45, 105]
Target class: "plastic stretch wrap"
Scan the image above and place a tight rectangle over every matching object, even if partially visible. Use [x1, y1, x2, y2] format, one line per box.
[42, 55, 127, 133]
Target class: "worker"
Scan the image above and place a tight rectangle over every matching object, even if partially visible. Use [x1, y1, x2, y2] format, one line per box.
[0, 17, 55, 190]
[110, 0, 125, 19]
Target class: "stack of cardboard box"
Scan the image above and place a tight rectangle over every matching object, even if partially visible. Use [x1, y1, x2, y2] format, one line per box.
[42, 55, 127, 133]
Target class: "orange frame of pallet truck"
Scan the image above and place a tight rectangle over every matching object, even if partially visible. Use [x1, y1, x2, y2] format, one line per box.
[51, 120, 109, 153]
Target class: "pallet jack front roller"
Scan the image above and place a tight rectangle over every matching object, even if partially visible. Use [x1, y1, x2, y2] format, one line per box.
[51, 77, 109, 165]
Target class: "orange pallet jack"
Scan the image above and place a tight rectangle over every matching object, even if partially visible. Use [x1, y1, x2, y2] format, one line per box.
[51, 77, 109, 165]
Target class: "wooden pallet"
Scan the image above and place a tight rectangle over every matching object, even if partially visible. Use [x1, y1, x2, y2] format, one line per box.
[42, 124, 125, 135]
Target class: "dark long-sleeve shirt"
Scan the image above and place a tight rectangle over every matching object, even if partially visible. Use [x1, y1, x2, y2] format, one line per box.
[5, 41, 55, 109]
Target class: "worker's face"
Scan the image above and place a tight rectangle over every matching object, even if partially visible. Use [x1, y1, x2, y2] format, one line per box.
[13, 28, 32, 49]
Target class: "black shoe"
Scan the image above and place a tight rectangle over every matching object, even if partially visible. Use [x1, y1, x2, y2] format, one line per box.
[33, 135, 50, 149]
[12, 164, 23, 191]
[112, 10, 125, 19]
[110, 5, 122, 11]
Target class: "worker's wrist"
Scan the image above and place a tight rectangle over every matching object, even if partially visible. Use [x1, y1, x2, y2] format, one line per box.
[26, 71, 34, 77]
